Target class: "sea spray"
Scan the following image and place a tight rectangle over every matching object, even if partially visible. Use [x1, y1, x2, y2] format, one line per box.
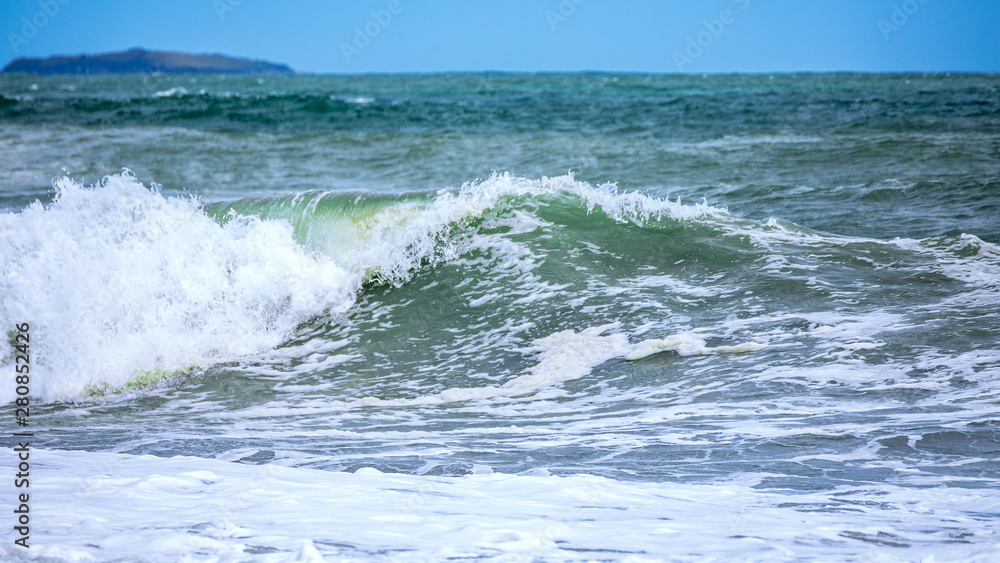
[0, 172, 355, 402]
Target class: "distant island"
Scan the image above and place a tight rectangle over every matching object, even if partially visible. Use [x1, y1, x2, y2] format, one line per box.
[2, 48, 294, 75]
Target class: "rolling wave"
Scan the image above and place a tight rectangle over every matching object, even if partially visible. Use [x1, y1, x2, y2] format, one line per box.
[0, 172, 724, 402]
[2, 170, 996, 404]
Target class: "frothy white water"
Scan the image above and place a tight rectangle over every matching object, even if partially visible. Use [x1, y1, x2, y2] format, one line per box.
[356, 323, 632, 406]
[355, 324, 763, 407]
[3, 449, 997, 562]
[0, 172, 356, 402]
[152, 87, 189, 98]
[627, 333, 765, 360]
[296, 171, 725, 285]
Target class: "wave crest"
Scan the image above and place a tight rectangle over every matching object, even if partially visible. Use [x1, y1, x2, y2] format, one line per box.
[0, 172, 728, 402]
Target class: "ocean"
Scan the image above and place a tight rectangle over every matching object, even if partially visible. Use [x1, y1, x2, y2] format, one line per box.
[1, 72, 998, 561]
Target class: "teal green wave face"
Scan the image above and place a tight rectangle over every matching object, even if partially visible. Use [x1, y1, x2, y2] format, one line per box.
[205, 191, 438, 285]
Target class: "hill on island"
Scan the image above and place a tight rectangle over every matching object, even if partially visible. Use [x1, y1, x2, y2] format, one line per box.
[2, 48, 294, 75]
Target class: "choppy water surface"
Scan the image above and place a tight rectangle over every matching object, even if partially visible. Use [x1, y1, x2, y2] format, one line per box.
[1, 73, 999, 561]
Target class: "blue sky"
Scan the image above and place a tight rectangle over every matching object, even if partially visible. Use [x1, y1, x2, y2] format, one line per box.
[2, 0, 997, 73]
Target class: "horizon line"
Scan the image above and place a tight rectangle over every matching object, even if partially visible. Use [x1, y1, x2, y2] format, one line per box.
[3, 69, 998, 76]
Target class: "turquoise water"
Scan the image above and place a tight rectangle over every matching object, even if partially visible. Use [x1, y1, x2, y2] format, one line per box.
[1, 73, 999, 561]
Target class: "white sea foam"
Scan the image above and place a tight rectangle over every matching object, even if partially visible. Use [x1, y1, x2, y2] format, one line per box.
[0, 173, 356, 402]
[3, 448, 997, 562]
[626, 333, 764, 360]
[355, 324, 763, 407]
[153, 87, 189, 98]
[894, 233, 1000, 288]
[357, 323, 631, 406]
